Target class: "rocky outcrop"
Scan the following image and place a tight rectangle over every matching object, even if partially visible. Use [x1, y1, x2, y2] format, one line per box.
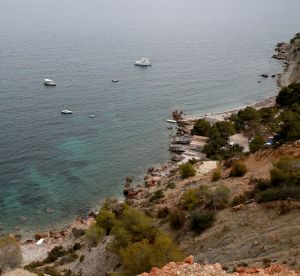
[138, 256, 300, 276]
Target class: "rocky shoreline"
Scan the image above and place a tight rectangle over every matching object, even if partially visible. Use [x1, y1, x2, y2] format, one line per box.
[16, 34, 300, 267]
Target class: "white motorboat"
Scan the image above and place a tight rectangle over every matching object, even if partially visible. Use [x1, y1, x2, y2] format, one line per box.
[44, 79, 56, 86]
[166, 119, 177, 123]
[134, 58, 151, 66]
[61, 109, 73, 114]
[90, 115, 95, 118]
[112, 79, 119, 83]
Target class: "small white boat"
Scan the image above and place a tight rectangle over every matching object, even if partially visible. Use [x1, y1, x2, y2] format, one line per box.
[61, 109, 73, 114]
[112, 79, 119, 83]
[44, 79, 56, 86]
[90, 115, 95, 118]
[166, 119, 177, 123]
[36, 238, 44, 245]
[135, 58, 151, 66]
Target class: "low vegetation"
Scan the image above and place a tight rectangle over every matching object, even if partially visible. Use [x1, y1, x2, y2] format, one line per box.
[181, 185, 230, 211]
[190, 211, 215, 234]
[120, 234, 183, 275]
[211, 169, 221, 181]
[230, 160, 247, 177]
[179, 162, 196, 179]
[249, 135, 265, 153]
[169, 210, 186, 230]
[0, 236, 22, 271]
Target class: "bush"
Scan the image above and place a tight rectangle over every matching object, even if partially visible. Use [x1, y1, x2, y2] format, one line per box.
[85, 223, 105, 247]
[182, 185, 230, 211]
[276, 82, 300, 107]
[167, 182, 176, 189]
[157, 207, 170, 218]
[72, 227, 85, 238]
[249, 135, 265, 153]
[120, 234, 183, 275]
[109, 207, 158, 253]
[212, 169, 221, 181]
[252, 178, 271, 191]
[230, 161, 247, 177]
[44, 246, 67, 263]
[207, 185, 230, 210]
[180, 162, 196, 179]
[181, 189, 199, 211]
[276, 110, 300, 143]
[96, 209, 116, 235]
[192, 119, 211, 136]
[256, 186, 300, 203]
[149, 189, 165, 202]
[0, 236, 22, 271]
[169, 210, 186, 230]
[79, 255, 85, 262]
[190, 212, 215, 234]
[231, 194, 248, 206]
[270, 157, 300, 187]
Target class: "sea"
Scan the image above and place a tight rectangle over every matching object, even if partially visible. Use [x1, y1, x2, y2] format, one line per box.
[0, 0, 299, 237]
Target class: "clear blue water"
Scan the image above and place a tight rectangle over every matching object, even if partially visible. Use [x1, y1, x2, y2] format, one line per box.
[0, 0, 299, 237]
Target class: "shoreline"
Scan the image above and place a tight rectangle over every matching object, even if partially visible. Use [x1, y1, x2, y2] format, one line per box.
[17, 37, 298, 265]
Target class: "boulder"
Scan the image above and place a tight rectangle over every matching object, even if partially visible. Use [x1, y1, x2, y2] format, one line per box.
[34, 232, 49, 240]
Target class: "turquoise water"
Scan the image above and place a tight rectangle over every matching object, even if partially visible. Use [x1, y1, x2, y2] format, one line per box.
[0, 0, 299, 237]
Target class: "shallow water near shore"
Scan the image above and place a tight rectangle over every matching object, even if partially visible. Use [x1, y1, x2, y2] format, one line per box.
[0, 0, 299, 237]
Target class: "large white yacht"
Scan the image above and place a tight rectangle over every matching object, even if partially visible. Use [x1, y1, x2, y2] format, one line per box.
[134, 58, 151, 66]
[44, 79, 56, 86]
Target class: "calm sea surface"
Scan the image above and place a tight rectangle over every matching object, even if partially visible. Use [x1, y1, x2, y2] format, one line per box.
[0, 0, 299, 236]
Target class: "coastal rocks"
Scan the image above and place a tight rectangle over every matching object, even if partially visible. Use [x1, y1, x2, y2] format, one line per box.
[172, 110, 183, 121]
[231, 204, 245, 212]
[34, 232, 49, 240]
[87, 210, 97, 218]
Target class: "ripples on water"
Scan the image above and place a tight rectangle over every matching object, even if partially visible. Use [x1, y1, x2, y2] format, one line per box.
[0, 0, 299, 236]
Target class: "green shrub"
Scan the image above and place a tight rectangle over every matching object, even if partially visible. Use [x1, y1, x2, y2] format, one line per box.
[256, 186, 300, 203]
[190, 212, 215, 233]
[180, 162, 196, 179]
[0, 236, 22, 271]
[72, 227, 85, 238]
[212, 169, 221, 181]
[249, 135, 265, 153]
[181, 189, 199, 211]
[85, 224, 105, 247]
[270, 157, 300, 187]
[252, 178, 271, 191]
[109, 207, 158, 253]
[167, 182, 176, 189]
[214, 121, 235, 139]
[192, 119, 211, 136]
[157, 207, 170, 218]
[182, 185, 230, 211]
[276, 110, 300, 142]
[24, 260, 44, 272]
[43, 266, 61, 276]
[58, 253, 78, 265]
[96, 209, 116, 235]
[237, 107, 261, 122]
[276, 82, 300, 107]
[149, 189, 165, 202]
[44, 246, 68, 263]
[230, 161, 247, 177]
[169, 210, 186, 230]
[207, 185, 230, 210]
[231, 194, 248, 206]
[120, 234, 183, 275]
